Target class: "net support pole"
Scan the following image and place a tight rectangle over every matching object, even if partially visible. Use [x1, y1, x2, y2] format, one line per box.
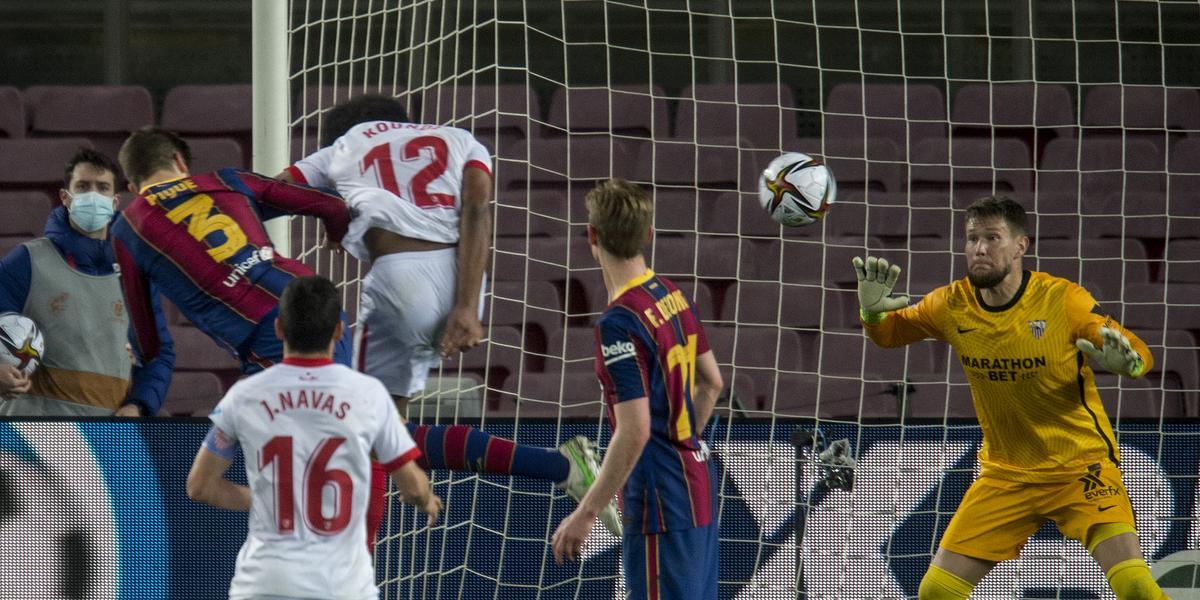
[252, 0, 291, 257]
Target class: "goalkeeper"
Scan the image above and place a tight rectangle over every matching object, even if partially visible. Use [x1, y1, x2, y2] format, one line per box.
[853, 196, 1165, 600]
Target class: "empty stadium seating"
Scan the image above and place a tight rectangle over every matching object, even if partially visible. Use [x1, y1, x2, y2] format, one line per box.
[24, 85, 154, 160]
[0, 87, 24, 138]
[164, 85, 253, 162]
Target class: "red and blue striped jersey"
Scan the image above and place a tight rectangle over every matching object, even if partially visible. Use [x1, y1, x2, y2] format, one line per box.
[594, 269, 716, 534]
[111, 169, 349, 361]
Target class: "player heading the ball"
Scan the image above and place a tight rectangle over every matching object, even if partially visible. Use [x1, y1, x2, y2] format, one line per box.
[187, 275, 440, 600]
[852, 196, 1164, 600]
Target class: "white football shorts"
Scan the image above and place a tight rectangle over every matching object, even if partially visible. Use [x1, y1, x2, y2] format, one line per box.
[353, 248, 485, 397]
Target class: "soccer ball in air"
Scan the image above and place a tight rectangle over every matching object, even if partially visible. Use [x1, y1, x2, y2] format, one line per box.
[0, 313, 44, 376]
[758, 152, 837, 227]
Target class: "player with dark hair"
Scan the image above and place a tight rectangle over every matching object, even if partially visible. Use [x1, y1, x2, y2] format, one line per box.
[553, 179, 724, 599]
[188, 275, 440, 600]
[280, 94, 623, 538]
[0, 146, 174, 415]
[853, 195, 1166, 599]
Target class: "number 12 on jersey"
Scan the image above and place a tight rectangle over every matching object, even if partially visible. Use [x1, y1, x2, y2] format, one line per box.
[360, 136, 456, 209]
[259, 436, 353, 535]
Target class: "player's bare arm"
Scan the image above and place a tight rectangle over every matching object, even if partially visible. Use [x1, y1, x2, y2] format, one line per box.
[552, 397, 650, 564]
[440, 165, 491, 358]
[691, 350, 723, 435]
[186, 447, 251, 512]
[388, 461, 442, 527]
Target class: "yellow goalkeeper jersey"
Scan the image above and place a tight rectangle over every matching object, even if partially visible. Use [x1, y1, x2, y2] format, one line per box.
[863, 270, 1154, 483]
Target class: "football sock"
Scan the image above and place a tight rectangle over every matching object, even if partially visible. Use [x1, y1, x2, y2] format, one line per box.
[918, 565, 974, 600]
[1107, 558, 1168, 600]
[406, 424, 570, 483]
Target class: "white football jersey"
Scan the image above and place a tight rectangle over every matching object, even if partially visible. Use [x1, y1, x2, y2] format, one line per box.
[209, 359, 418, 600]
[290, 121, 492, 262]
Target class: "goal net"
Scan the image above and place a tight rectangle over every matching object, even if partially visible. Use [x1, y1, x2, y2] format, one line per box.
[284, 1, 1200, 598]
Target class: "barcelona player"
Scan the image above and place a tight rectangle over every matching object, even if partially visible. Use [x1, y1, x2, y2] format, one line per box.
[552, 179, 724, 600]
[853, 196, 1166, 599]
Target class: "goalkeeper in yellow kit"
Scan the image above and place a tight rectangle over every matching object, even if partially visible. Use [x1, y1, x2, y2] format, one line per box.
[854, 196, 1168, 599]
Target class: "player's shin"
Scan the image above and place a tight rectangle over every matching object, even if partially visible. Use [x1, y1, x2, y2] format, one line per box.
[1107, 559, 1168, 600]
[405, 423, 569, 482]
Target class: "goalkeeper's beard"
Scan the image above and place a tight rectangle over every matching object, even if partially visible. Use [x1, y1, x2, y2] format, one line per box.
[968, 262, 1010, 290]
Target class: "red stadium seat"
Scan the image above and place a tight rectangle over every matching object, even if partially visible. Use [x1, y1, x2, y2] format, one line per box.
[163, 85, 253, 134]
[1038, 137, 1165, 199]
[950, 82, 1075, 161]
[184, 137, 247, 172]
[0, 138, 95, 196]
[545, 84, 669, 140]
[824, 81, 947, 162]
[0, 191, 54, 238]
[25, 85, 154, 160]
[0, 87, 25, 138]
[420, 83, 534, 157]
[674, 83, 798, 149]
[164, 85, 253, 159]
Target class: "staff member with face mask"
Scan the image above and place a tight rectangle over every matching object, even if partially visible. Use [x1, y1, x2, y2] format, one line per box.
[0, 148, 175, 416]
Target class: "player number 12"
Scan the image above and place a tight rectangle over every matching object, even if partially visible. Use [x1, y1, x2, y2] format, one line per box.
[360, 136, 456, 209]
[259, 435, 353, 535]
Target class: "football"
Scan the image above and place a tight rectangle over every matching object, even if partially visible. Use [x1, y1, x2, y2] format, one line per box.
[0, 313, 44, 376]
[758, 152, 837, 227]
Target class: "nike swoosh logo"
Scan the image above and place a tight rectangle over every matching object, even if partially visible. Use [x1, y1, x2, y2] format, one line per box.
[1098, 505, 1116, 512]
[957, 327, 977, 334]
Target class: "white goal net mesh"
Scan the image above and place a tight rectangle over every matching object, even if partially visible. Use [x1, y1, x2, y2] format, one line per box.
[285, 1, 1200, 598]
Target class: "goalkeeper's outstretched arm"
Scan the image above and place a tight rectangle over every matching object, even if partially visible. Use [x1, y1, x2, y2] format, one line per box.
[852, 256, 944, 348]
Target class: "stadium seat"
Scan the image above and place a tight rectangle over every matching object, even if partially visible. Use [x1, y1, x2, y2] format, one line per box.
[720, 281, 831, 331]
[523, 134, 643, 188]
[0, 191, 54, 238]
[1038, 137, 1166, 200]
[0, 87, 25, 138]
[1164, 239, 1200, 284]
[769, 372, 901, 420]
[633, 139, 740, 188]
[910, 137, 1034, 195]
[704, 325, 809, 374]
[823, 81, 947, 161]
[950, 82, 1076, 161]
[1093, 373, 1185, 420]
[162, 371, 226, 416]
[492, 371, 603, 418]
[163, 85, 253, 158]
[1081, 85, 1200, 134]
[184, 137, 247, 172]
[544, 84, 669, 140]
[652, 233, 739, 280]
[1169, 138, 1200, 209]
[828, 200, 950, 239]
[1120, 283, 1200, 331]
[1130, 329, 1200, 413]
[542, 324, 598, 376]
[1031, 238, 1152, 296]
[0, 138, 95, 195]
[24, 85, 154, 160]
[420, 83, 536, 157]
[907, 237, 963, 287]
[902, 378, 976, 420]
[488, 279, 564, 343]
[674, 83, 798, 149]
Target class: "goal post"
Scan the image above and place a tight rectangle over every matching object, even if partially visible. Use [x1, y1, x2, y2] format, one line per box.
[281, 2, 1200, 598]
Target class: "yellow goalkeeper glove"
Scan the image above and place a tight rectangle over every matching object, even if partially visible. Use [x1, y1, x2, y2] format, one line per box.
[1076, 326, 1146, 378]
[851, 256, 910, 324]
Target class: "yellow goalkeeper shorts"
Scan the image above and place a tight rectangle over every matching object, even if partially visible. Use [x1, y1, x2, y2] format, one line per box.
[939, 463, 1136, 562]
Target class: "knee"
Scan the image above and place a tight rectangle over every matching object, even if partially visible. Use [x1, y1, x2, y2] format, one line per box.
[1107, 559, 1166, 600]
[918, 565, 974, 600]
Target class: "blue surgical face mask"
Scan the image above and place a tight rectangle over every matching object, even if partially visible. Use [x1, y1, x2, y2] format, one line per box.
[67, 191, 116, 233]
